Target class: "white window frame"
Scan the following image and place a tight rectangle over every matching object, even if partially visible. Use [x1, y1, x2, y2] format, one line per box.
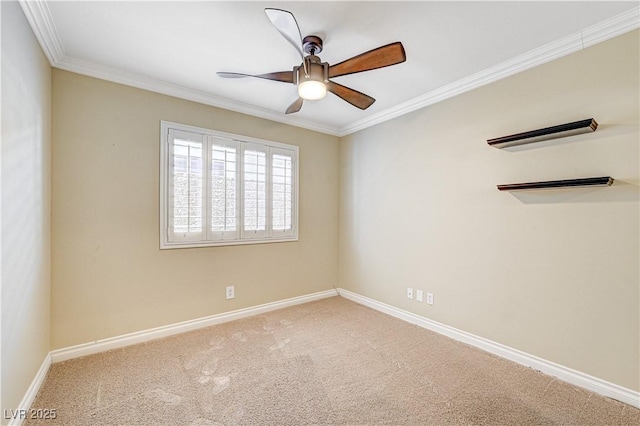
[160, 121, 299, 249]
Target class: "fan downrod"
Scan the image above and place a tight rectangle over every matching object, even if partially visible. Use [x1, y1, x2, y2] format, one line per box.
[302, 35, 323, 55]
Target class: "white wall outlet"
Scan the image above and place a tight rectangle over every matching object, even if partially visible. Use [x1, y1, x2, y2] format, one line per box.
[407, 288, 413, 299]
[426, 292, 434, 305]
[226, 285, 235, 300]
[416, 289, 424, 302]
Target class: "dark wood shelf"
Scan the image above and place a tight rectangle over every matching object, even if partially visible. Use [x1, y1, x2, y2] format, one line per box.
[497, 176, 614, 191]
[488, 118, 598, 148]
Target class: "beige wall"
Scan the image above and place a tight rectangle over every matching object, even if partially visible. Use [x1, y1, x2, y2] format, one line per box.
[1, 1, 52, 417]
[339, 30, 639, 391]
[51, 70, 340, 349]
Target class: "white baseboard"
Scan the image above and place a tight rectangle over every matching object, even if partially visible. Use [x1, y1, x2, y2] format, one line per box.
[338, 288, 640, 409]
[50, 289, 338, 363]
[7, 353, 52, 426]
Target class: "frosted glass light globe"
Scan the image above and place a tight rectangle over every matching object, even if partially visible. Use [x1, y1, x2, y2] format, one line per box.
[298, 80, 327, 100]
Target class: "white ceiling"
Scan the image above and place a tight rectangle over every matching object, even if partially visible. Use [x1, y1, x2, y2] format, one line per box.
[21, 1, 639, 136]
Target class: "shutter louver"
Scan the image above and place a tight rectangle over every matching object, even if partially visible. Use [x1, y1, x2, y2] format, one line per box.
[168, 130, 205, 242]
[243, 147, 267, 238]
[272, 150, 294, 236]
[210, 140, 239, 240]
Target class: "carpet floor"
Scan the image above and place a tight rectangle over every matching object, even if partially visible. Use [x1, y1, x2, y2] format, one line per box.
[26, 296, 638, 425]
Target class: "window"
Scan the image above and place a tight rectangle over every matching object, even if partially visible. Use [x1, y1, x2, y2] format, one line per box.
[160, 121, 298, 248]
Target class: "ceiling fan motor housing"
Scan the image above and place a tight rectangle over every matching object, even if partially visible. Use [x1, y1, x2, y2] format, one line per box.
[294, 55, 329, 85]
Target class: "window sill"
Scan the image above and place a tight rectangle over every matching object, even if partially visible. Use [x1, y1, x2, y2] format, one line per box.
[160, 236, 299, 250]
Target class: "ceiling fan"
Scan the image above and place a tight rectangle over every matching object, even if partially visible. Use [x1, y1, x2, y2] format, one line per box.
[217, 8, 406, 114]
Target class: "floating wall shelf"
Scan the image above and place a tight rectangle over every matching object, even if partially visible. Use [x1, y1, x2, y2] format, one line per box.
[497, 176, 614, 191]
[488, 118, 598, 148]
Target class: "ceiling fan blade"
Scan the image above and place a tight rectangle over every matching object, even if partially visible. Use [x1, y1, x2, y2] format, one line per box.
[326, 81, 376, 110]
[329, 42, 406, 79]
[265, 8, 304, 58]
[217, 71, 294, 83]
[285, 97, 304, 114]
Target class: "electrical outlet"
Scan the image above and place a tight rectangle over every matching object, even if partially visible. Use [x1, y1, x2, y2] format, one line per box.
[407, 288, 413, 299]
[426, 292, 434, 305]
[226, 286, 235, 300]
[416, 289, 424, 302]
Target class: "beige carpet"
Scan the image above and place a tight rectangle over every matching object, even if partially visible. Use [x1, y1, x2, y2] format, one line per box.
[27, 296, 638, 425]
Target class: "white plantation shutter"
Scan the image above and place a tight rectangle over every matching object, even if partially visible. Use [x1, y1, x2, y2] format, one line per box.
[160, 121, 298, 248]
[271, 148, 295, 237]
[168, 129, 205, 242]
[243, 144, 268, 239]
[210, 138, 239, 240]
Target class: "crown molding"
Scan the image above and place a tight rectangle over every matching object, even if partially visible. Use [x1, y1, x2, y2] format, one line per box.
[17, 0, 340, 136]
[54, 56, 341, 136]
[582, 4, 640, 48]
[18, 0, 63, 65]
[19, 2, 639, 138]
[338, 5, 640, 136]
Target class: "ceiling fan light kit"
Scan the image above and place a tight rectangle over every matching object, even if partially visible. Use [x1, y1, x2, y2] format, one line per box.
[298, 80, 327, 100]
[217, 8, 406, 114]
